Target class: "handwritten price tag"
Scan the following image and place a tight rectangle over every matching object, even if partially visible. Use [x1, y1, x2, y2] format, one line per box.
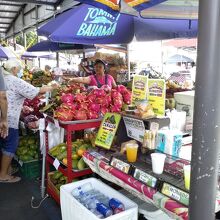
[54, 119, 60, 128]
[53, 158, 60, 170]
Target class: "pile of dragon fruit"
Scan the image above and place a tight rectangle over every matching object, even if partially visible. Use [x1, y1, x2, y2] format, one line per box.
[54, 85, 131, 121]
[20, 97, 43, 127]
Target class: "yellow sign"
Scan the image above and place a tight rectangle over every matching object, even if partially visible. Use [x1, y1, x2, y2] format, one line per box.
[147, 79, 166, 116]
[95, 113, 121, 149]
[132, 75, 148, 104]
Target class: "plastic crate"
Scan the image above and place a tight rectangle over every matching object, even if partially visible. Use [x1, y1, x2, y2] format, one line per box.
[60, 178, 138, 220]
[20, 159, 41, 179]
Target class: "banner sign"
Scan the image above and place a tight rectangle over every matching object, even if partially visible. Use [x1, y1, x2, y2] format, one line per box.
[132, 75, 148, 104]
[148, 79, 166, 116]
[95, 113, 121, 149]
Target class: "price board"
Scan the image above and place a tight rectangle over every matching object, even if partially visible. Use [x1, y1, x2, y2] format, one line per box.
[110, 157, 132, 174]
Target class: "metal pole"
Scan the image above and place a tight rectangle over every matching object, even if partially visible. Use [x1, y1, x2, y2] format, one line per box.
[127, 44, 131, 81]
[189, 0, 220, 219]
[56, 52, 59, 67]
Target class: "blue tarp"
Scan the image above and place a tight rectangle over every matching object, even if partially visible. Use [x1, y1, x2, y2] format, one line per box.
[37, 4, 197, 45]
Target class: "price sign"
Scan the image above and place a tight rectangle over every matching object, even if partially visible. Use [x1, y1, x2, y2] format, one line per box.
[133, 168, 157, 188]
[54, 119, 60, 128]
[95, 113, 121, 149]
[53, 158, 60, 170]
[123, 116, 145, 142]
[148, 79, 166, 116]
[161, 182, 189, 206]
[110, 157, 132, 174]
[132, 75, 148, 104]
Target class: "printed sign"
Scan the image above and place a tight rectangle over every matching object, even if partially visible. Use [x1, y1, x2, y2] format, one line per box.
[95, 113, 121, 149]
[132, 75, 148, 104]
[147, 79, 166, 116]
[53, 158, 60, 170]
[77, 7, 120, 37]
[161, 182, 189, 206]
[110, 157, 131, 174]
[123, 116, 145, 142]
[133, 168, 157, 188]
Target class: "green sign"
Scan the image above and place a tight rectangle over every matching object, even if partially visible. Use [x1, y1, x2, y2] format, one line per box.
[95, 113, 121, 149]
[161, 182, 189, 206]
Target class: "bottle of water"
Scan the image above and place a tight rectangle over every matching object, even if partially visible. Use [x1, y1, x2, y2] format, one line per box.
[71, 183, 93, 198]
[90, 209, 104, 219]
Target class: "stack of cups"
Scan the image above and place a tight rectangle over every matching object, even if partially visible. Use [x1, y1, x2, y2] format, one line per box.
[151, 153, 166, 174]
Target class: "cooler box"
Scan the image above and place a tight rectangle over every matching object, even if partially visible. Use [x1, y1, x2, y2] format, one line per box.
[174, 91, 194, 130]
[60, 178, 138, 220]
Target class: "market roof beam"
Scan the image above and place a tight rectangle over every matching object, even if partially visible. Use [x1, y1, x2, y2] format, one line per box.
[0, 0, 55, 6]
[0, 16, 14, 19]
[0, 22, 11, 25]
[0, 10, 18, 13]
[0, 2, 23, 7]
[5, 4, 26, 34]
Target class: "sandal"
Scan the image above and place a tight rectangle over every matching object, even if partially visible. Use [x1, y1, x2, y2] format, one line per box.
[0, 176, 21, 183]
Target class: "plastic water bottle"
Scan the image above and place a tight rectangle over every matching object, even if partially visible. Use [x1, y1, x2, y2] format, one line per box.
[90, 209, 104, 219]
[71, 183, 93, 198]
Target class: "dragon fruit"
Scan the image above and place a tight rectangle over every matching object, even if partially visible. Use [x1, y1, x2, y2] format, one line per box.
[110, 105, 121, 113]
[61, 93, 74, 104]
[89, 103, 101, 112]
[87, 94, 96, 103]
[75, 93, 87, 103]
[78, 102, 88, 110]
[117, 85, 128, 94]
[111, 89, 123, 100]
[54, 108, 73, 121]
[74, 110, 87, 120]
[123, 91, 132, 105]
[87, 111, 99, 119]
[101, 85, 111, 93]
[92, 88, 106, 97]
[100, 107, 109, 116]
[113, 98, 123, 109]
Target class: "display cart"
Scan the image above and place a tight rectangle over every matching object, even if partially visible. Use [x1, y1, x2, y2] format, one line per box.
[45, 116, 102, 203]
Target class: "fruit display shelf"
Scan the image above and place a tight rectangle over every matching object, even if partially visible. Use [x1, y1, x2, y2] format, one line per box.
[45, 116, 102, 203]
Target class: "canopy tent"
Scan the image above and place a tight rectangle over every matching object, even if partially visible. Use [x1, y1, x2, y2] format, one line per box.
[76, 0, 168, 13]
[21, 51, 56, 60]
[37, 4, 198, 45]
[77, 0, 199, 19]
[163, 38, 197, 48]
[27, 40, 96, 52]
[165, 54, 194, 64]
[0, 46, 16, 60]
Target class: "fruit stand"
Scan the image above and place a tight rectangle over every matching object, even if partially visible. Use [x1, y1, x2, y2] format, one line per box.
[45, 117, 102, 203]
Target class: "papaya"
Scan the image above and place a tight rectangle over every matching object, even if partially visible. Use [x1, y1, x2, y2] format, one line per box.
[72, 160, 78, 169]
[57, 151, 67, 161]
[72, 153, 79, 160]
[77, 158, 86, 170]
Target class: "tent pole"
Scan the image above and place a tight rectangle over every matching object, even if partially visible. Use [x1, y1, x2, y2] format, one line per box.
[189, 0, 220, 219]
[127, 44, 130, 81]
[56, 52, 59, 67]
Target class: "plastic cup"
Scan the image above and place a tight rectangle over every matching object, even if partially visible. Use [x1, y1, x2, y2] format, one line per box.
[151, 153, 166, 174]
[126, 143, 139, 163]
[184, 165, 191, 190]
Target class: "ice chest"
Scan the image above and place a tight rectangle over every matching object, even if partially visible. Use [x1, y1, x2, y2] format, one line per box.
[174, 91, 194, 130]
[60, 178, 138, 220]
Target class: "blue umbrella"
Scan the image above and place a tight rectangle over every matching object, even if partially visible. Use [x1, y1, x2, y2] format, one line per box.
[27, 40, 95, 52]
[21, 51, 56, 59]
[0, 45, 16, 60]
[37, 4, 197, 45]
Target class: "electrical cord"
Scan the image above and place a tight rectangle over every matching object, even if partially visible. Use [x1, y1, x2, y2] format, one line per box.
[31, 194, 49, 209]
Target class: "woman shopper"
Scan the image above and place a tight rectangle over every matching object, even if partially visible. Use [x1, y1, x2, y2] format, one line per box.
[0, 68, 8, 139]
[0, 59, 58, 183]
[66, 59, 117, 89]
